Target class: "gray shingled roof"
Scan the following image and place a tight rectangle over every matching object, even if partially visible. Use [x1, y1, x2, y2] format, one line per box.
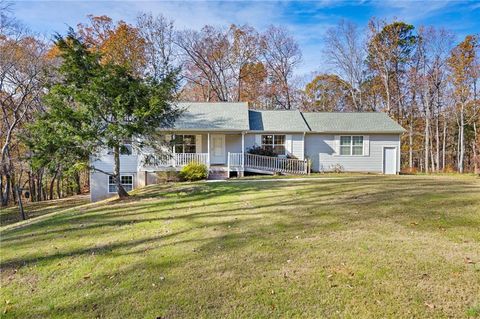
[301, 112, 405, 133]
[173, 102, 250, 131]
[169, 103, 404, 133]
[249, 110, 310, 132]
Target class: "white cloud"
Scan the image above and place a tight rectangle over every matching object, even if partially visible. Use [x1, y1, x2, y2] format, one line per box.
[11, 0, 479, 77]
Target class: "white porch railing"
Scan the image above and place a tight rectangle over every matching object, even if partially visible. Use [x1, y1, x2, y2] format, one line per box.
[227, 152, 243, 169]
[174, 153, 209, 167]
[148, 153, 209, 168]
[228, 152, 308, 175]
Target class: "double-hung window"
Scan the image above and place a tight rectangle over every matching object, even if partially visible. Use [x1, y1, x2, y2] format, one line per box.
[262, 134, 286, 155]
[173, 135, 196, 153]
[340, 136, 364, 156]
[108, 175, 133, 193]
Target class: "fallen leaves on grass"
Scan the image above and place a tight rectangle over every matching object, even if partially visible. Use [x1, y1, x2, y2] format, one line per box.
[424, 302, 435, 309]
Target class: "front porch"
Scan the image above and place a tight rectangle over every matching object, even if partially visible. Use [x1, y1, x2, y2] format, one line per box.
[139, 132, 309, 179]
[154, 152, 309, 176]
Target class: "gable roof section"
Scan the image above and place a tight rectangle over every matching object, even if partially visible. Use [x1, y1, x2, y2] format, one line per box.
[249, 110, 310, 132]
[173, 102, 250, 131]
[169, 102, 404, 134]
[301, 112, 405, 133]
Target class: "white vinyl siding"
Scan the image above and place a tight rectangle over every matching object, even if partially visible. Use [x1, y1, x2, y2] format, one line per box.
[90, 171, 138, 202]
[195, 134, 202, 153]
[305, 134, 400, 173]
[225, 134, 242, 153]
[90, 154, 138, 173]
[291, 134, 305, 160]
[254, 134, 262, 147]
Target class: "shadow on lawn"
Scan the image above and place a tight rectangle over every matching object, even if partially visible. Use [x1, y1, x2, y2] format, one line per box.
[1, 176, 479, 270]
[1, 176, 479, 317]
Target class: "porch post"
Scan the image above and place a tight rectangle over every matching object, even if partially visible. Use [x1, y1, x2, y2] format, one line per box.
[207, 133, 210, 168]
[172, 134, 176, 168]
[227, 152, 231, 173]
[241, 132, 245, 176]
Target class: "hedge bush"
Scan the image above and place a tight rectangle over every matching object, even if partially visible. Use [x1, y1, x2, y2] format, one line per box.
[179, 161, 208, 181]
[247, 146, 277, 157]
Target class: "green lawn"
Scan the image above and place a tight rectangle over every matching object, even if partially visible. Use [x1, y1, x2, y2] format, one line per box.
[1, 175, 479, 318]
[1, 195, 90, 227]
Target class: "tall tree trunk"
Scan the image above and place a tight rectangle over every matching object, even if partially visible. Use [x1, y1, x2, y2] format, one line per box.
[10, 171, 17, 204]
[28, 170, 36, 202]
[424, 104, 430, 174]
[2, 172, 11, 206]
[409, 115, 413, 169]
[114, 144, 129, 199]
[474, 121, 478, 174]
[0, 173, 4, 205]
[14, 185, 26, 221]
[459, 104, 465, 173]
[36, 169, 43, 202]
[56, 171, 62, 199]
[73, 171, 81, 195]
[429, 126, 435, 172]
[442, 116, 447, 171]
[49, 169, 59, 200]
[435, 114, 440, 172]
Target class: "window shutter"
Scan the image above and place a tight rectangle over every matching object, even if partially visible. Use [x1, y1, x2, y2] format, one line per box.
[255, 134, 262, 146]
[285, 134, 292, 155]
[363, 135, 370, 156]
[333, 135, 340, 155]
[196, 135, 202, 153]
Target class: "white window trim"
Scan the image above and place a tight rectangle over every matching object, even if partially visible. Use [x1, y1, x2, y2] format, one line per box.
[108, 174, 133, 193]
[173, 134, 197, 154]
[261, 134, 287, 155]
[339, 135, 364, 157]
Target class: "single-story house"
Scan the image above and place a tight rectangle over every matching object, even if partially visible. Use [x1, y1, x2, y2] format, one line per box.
[90, 102, 405, 202]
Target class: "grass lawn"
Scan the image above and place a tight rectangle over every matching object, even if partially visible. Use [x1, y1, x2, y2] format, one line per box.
[1, 195, 90, 227]
[1, 175, 479, 318]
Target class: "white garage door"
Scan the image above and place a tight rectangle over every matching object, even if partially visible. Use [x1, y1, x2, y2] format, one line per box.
[383, 147, 397, 174]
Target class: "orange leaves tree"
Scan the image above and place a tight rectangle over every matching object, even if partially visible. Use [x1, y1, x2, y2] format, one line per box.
[77, 15, 147, 75]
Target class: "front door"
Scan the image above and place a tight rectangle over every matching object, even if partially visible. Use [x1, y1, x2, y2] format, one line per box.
[210, 134, 226, 164]
[383, 147, 397, 174]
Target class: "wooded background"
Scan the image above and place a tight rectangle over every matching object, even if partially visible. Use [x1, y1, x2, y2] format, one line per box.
[1, 4, 479, 207]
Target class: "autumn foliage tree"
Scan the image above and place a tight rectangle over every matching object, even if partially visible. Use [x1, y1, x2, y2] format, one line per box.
[77, 15, 147, 75]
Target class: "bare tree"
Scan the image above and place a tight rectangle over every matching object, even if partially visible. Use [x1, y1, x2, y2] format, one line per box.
[136, 12, 177, 81]
[324, 20, 366, 111]
[231, 24, 262, 102]
[176, 24, 263, 103]
[448, 35, 478, 173]
[261, 25, 302, 109]
[1, 16, 49, 206]
[176, 26, 234, 102]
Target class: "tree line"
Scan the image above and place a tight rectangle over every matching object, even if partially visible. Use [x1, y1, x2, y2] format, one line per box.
[1, 4, 479, 209]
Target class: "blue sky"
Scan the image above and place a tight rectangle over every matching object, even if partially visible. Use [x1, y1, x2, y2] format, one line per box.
[10, 0, 480, 75]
